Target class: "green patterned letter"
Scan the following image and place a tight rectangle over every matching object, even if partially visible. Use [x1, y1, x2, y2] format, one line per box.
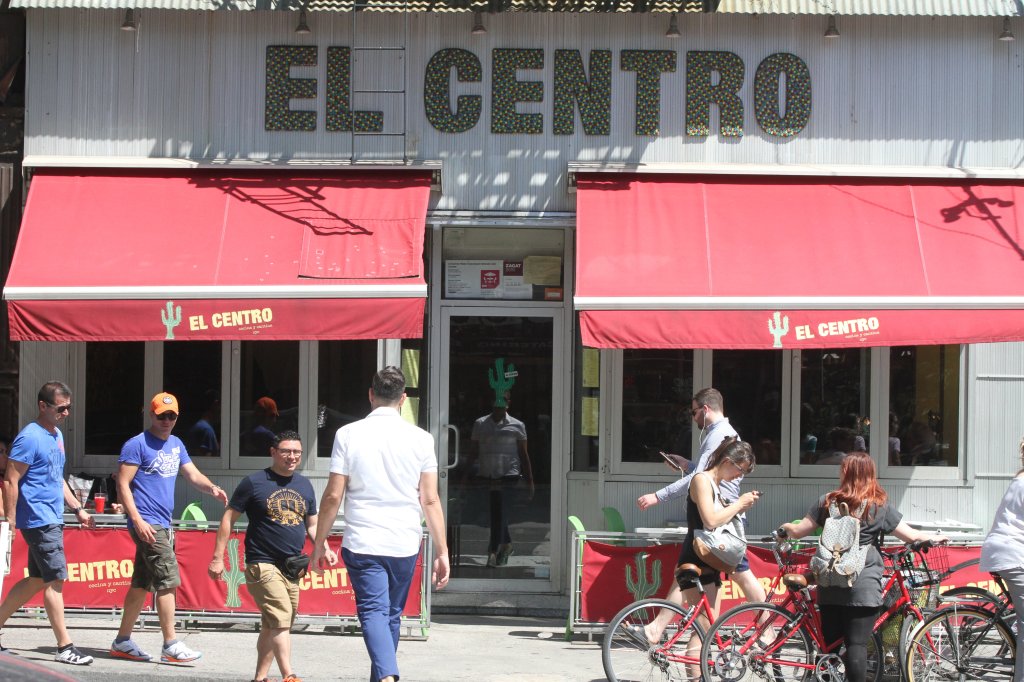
[326, 47, 383, 133]
[620, 50, 677, 136]
[686, 50, 744, 138]
[491, 49, 544, 134]
[424, 48, 482, 133]
[265, 45, 318, 132]
[754, 53, 811, 138]
[553, 49, 611, 136]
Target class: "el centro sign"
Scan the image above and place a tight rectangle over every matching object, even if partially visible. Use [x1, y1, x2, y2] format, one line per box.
[265, 46, 811, 138]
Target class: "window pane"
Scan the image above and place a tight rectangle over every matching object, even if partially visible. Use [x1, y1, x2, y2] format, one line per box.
[239, 342, 299, 457]
[621, 350, 693, 464]
[86, 342, 144, 456]
[317, 340, 377, 458]
[889, 345, 960, 467]
[165, 342, 222, 458]
[800, 349, 870, 466]
[572, 329, 599, 471]
[441, 227, 564, 301]
[713, 351, 783, 466]
[401, 339, 428, 430]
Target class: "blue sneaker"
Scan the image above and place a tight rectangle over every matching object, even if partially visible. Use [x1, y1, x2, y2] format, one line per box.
[110, 638, 152, 662]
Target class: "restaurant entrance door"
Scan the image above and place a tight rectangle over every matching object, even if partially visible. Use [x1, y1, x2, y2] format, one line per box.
[437, 308, 561, 590]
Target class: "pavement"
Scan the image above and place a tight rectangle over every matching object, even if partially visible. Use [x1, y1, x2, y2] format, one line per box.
[0, 613, 609, 682]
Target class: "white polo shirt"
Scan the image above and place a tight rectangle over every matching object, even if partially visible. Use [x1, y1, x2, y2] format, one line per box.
[331, 406, 437, 557]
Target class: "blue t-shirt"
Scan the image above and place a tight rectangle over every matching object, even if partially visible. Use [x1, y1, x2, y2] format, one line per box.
[229, 468, 316, 565]
[119, 431, 192, 528]
[10, 422, 66, 529]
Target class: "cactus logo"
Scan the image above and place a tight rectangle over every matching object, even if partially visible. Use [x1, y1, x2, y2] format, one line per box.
[221, 537, 245, 607]
[625, 551, 662, 601]
[161, 301, 182, 340]
[488, 357, 517, 407]
[767, 311, 790, 348]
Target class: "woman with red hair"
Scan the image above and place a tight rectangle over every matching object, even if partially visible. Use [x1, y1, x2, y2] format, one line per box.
[776, 452, 945, 682]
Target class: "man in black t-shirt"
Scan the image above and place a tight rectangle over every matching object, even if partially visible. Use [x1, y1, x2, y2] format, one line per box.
[208, 431, 337, 682]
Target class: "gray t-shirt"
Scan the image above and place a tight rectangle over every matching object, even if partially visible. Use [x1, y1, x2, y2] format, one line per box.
[810, 496, 902, 607]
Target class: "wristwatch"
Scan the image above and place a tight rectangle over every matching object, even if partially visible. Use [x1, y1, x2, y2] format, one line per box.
[73, 506, 84, 515]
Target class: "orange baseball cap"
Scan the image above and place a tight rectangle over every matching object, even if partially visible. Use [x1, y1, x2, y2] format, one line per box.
[255, 396, 279, 417]
[151, 392, 179, 415]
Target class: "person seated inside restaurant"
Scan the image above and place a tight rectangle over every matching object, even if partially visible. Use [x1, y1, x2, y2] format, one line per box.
[816, 426, 858, 465]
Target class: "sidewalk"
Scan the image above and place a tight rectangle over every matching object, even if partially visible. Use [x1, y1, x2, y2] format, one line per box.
[0, 614, 608, 682]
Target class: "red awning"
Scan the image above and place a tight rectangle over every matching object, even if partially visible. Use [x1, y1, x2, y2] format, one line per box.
[575, 174, 1024, 349]
[4, 169, 433, 341]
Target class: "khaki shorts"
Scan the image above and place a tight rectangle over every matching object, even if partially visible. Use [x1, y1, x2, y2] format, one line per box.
[130, 526, 181, 591]
[246, 563, 299, 630]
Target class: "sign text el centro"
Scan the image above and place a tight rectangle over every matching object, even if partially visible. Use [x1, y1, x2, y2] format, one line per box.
[265, 46, 811, 138]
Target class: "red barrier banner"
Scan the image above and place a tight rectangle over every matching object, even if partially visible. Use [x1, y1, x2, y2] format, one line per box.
[2, 527, 147, 609]
[171, 530, 424, 617]
[580, 541, 987, 626]
[4, 527, 424, 618]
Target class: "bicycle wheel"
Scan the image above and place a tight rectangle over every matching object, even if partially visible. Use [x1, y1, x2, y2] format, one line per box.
[905, 604, 1016, 682]
[602, 598, 706, 682]
[864, 630, 885, 682]
[701, 602, 815, 682]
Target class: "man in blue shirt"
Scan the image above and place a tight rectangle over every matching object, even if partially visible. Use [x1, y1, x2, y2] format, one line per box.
[0, 381, 95, 665]
[110, 392, 228, 665]
[208, 431, 336, 682]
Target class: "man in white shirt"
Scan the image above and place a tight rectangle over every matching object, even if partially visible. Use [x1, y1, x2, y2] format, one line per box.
[311, 367, 449, 682]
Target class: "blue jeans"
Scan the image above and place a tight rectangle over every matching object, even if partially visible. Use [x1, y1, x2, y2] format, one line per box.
[342, 547, 418, 682]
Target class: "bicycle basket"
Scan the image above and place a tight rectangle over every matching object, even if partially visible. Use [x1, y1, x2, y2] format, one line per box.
[908, 543, 949, 609]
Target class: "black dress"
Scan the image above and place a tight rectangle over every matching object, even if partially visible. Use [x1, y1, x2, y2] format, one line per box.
[677, 472, 723, 588]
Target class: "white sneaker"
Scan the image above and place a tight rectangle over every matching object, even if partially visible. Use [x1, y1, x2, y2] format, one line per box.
[55, 644, 94, 665]
[161, 640, 202, 663]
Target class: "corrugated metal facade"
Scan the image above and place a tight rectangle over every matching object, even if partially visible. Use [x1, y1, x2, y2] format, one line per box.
[21, 10, 1024, 212]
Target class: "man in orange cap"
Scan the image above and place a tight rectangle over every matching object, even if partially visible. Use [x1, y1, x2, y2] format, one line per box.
[111, 392, 228, 665]
[241, 397, 279, 458]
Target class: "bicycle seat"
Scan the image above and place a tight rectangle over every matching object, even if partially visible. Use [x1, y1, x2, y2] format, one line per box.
[675, 563, 701, 581]
[783, 573, 809, 590]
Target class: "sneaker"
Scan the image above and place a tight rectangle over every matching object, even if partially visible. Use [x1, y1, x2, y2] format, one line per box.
[55, 644, 94, 666]
[110, 638, 152, 662]
[161, 640, 202, 663]
[283, 676, 304, 682]
[497, 544, 514, 566]
[486, 552, 498, 568]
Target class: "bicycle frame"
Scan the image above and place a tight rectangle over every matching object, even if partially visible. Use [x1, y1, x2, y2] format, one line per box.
[653, 590, 719, 664]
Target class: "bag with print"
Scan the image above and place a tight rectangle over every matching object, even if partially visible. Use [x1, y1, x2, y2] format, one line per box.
[692, 472, 747, 573]
[810, 500, 869, 588]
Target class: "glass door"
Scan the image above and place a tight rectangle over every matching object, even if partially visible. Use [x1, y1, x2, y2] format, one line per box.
[438, 308, 559, 587]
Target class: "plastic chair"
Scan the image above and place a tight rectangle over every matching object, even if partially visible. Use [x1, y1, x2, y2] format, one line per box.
[179, 502, 208, 529]
[602, 506, 626, 533]
[565, 515, 587, 641]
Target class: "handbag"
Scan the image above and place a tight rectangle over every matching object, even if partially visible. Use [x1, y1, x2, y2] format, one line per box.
[692, 472, 747, 573]
[277, 554, 311, 582]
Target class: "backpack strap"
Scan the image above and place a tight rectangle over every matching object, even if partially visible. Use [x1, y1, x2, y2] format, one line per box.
[698, 471, 721, 504]
[828, 500, 841, 518]
[853, 500, 868, 518]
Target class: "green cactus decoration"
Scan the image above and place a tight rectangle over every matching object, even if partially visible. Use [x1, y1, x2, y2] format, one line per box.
[488, 358, 517, 407]
[625, 551, 662, 601]
[161, 301, 182, 340]
[768, 311, 790, 349]
[223, 537, 246, 608]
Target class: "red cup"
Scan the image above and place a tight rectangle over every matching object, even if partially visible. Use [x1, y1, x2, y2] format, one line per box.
[93, 493, 106, 514]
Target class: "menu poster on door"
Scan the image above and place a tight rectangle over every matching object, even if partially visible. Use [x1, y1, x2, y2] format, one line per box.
[445, 260, 533, 299]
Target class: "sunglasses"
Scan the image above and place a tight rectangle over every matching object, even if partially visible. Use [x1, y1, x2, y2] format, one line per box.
[155, 413, 178, 421]
[47, 402, 72, 413]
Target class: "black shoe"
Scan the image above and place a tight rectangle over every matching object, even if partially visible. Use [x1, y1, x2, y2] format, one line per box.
[55, 644, 94, 665]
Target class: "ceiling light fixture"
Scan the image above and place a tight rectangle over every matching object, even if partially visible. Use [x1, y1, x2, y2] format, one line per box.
[665, 13, 681, 39]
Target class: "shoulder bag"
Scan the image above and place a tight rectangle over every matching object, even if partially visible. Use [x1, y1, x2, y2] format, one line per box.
[692, 472, 747, 573]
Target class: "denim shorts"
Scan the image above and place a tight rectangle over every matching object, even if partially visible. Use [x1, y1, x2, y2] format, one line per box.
[22, 524, 68, 583]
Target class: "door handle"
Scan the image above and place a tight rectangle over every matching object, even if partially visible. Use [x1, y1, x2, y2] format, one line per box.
[442, 424, 460, 474]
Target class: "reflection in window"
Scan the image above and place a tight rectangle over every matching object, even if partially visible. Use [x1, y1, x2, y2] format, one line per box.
[239, 342, 299, 457]
[713, 351, 782, 466]
[800, 349, 870, 467]
[401, 339, 428, 430]
[165, 342, 222, 457]
[85, 342, 144, 456]
[316, 341, 376, 458]
[889, 345, 960, 467]
[621, 350, 694, 464]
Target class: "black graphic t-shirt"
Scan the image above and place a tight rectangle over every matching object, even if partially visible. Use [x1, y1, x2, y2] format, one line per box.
[229, 468, 317, 565]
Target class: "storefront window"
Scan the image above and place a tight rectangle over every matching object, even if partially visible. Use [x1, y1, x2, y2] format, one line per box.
[316, 340, 377, 458]
[712, 351, 783, 466]
[401, 339, 428, 430]
[799, 349, 871, 467]
[621, 350, 693, 464]
[573, 335, 600, 472]
[165, 342, 222, 458]
[441, 227, 564, 301]
[85, 342, 144, 456]
[239, 341, 299, 457]
[888, 345, 960, 467]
